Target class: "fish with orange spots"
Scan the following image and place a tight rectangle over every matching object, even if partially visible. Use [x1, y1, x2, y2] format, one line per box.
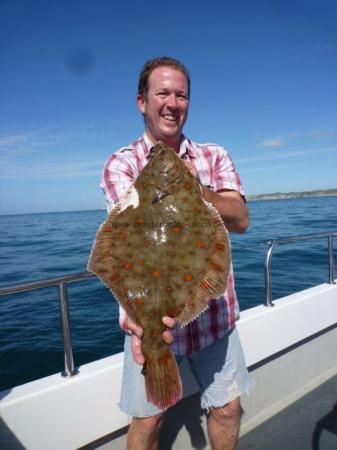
[88, 142, 231, 410]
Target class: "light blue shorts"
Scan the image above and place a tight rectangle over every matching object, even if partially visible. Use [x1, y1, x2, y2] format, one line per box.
[119, 327, 251, 418]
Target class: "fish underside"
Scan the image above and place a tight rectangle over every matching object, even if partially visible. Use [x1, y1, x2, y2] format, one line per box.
[88, 142, 231, 410]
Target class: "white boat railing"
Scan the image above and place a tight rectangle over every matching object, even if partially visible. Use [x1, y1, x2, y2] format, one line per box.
[264, 231, 336, 307]
[0, 231, 336, 379]
[0, 271, 95, 378]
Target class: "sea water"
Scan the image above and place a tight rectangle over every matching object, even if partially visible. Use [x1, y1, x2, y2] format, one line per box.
[0, 196, 336, 390]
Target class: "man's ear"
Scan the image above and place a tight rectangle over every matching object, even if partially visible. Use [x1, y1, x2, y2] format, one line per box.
[136, 94, 146, 114]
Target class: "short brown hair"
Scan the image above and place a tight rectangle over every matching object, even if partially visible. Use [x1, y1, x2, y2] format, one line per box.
[138, 57, 190, 97]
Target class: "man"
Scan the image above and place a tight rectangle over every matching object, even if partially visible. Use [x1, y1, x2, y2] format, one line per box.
[101, 57, 251, 450]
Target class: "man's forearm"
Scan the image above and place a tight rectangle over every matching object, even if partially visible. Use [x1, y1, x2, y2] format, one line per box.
[201, 186, 249, 233]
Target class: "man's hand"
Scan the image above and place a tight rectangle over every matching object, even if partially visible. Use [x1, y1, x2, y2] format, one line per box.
[126, 316, 176, 365]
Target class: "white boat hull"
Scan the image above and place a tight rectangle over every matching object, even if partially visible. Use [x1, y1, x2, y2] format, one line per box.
[1, 281, 337, 450]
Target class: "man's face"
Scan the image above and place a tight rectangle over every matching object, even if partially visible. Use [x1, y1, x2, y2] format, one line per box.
[137, 66, 189, 149]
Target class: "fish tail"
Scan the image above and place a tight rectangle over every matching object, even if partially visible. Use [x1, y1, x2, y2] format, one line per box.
[143, 347, 182, 410]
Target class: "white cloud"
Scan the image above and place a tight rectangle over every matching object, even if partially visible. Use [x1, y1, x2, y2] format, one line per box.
[0, 122, 109, 156]
[0, 123, 111, 179]
[1, 159, 103, 179]
[311, 129, 336, 139]
[0, 133, 30, 147]
[0, 125, 66, 152]
[240, 161, 309, 173]
[236, 146, 337, 164]
[258, 136, 285, 148]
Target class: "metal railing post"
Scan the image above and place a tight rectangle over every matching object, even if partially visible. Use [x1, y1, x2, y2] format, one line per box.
[328, 234, 336, 284]
[263, 231, 336, 306]
[58, 281, 78, 377]
[0, 271, 95, 379]
[264, 243, 275, 307]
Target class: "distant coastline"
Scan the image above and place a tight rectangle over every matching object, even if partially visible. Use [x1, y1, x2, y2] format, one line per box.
[1, 189, 337, 216]
[247, 188, 337, 201]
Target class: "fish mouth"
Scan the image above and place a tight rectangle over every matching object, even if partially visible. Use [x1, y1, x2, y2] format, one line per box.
[152, 191, 169, 204]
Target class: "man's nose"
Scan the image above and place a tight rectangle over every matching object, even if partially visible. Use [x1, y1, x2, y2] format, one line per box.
[166, 94, 179, 108]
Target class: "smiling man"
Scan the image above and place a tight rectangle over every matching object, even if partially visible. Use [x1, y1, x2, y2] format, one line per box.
[137, 62, 189, 150]
[101, 57, 251, 450]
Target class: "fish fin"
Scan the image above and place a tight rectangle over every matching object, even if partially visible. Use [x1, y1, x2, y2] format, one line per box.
[177, 290, 210, 326]
[87, 186, 142, 327]
[143, 347, 182, 410]
[87, 185, 138, 272]
[112, 185, 139, 213]
[177, 203, 231, 326]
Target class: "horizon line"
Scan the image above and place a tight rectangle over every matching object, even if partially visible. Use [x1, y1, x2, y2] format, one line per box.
[1, 188, 336, 217]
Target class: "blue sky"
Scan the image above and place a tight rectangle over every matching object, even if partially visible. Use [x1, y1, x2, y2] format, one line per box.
[1, 0, 336, 215]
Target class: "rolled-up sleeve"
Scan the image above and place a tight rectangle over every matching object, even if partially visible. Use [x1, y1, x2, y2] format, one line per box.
[100, 153, 136, 211]
[212, 148, 245, 199]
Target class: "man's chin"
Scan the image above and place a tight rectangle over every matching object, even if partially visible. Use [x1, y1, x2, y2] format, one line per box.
[159, 134, 182, 147]
[147, 125, 184, 147]
[163, 126, 184, 138]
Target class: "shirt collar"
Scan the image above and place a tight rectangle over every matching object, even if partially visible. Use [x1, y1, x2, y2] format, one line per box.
[142, 132, 196, 159]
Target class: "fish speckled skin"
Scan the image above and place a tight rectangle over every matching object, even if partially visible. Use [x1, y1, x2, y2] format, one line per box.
[88, 142, 231, 409]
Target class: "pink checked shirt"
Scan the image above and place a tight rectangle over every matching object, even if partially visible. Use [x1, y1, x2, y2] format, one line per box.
[101, 133, 245, 355]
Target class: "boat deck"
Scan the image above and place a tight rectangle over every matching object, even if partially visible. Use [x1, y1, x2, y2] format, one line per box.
[82, 373, 337, 450]
[237, 373, 337, 450]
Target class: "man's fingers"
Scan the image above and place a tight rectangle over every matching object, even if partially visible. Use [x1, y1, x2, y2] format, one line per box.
[131, 334, 145, 365]
[127, 318, 145, 365]
[127, 318, 143, 339]
[128, 316, 176, 364]
[162, 316, 176, 329]
[162, 330, 174, 345]
[162, 316, 176, 345]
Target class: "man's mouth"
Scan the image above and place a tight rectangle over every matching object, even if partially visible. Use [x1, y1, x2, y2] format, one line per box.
[162, 114, 178, 122]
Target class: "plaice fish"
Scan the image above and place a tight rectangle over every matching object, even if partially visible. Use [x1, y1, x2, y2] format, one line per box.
[88, 142, 231, 409]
